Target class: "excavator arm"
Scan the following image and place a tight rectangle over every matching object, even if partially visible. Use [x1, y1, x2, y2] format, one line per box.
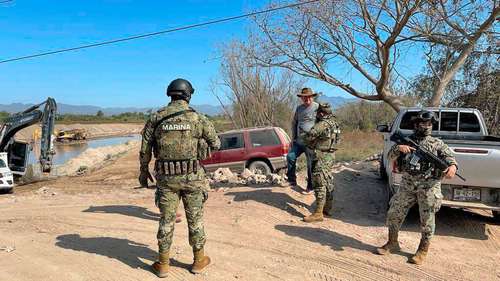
[0, 98, 57, 173]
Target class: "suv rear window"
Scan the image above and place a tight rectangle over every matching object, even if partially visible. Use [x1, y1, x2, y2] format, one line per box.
[220, 133, 244, 150]
[249, 129, 280, 147]
[0, 159, 5, 168]
[459, 112, 481, 132]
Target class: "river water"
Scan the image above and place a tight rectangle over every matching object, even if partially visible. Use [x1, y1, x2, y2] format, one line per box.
[29, 135, 141, 165]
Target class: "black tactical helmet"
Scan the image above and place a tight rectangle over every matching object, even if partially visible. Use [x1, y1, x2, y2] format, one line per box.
[166, 78, 195, 101]
[413, 110, 439, 124]
[317, 102, 333, 115]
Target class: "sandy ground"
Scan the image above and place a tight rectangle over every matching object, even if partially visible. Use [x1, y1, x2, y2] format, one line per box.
[1, 147, 499, 281]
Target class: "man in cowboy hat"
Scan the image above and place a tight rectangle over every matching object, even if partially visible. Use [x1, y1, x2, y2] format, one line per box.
[286, 87, 318, 194]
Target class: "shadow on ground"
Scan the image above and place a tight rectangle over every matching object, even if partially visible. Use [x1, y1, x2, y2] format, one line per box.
[83, 205, 159, 221]
[55, 234, 192, 272]
[55, 234, 155, 270]
[225, 188, 310, 218]
[275, 224, 383, 255]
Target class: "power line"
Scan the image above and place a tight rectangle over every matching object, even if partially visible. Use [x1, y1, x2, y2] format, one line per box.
[0, 0, 319, 64]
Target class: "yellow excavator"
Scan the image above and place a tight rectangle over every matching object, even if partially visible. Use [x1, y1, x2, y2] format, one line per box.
[56, 128, 88, 142]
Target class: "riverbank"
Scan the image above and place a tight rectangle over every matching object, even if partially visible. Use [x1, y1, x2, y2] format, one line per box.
[16, 123, 143, 142]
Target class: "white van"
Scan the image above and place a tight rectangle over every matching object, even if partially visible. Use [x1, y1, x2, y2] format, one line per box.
[0, 152, 14, 193]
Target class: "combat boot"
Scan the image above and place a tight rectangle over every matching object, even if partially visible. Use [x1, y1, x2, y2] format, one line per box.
[323, 199, 333, 217]
[304, 205, 324, 222]
[191, 248, 211, 274]
[376, 228, 400, 255]
[151, 251, 169, 278]
[409, 239, 430, 265]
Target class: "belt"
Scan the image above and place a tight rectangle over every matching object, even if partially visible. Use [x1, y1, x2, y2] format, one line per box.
[155, 160, 199, 176]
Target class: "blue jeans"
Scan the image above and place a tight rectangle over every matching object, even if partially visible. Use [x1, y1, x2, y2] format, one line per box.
[286, 141, 313, 191]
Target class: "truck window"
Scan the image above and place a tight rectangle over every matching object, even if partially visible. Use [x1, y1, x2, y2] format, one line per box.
[250, 130, 280, 147]
[440, 112, 458, 131]
[459, 112, 481, 132]
[0, 159, 5, 168]
[219, 133, 244, 150]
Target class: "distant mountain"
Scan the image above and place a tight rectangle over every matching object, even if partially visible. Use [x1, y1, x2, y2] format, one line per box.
[317, 95, 356, 108]
[0, 96, 352, 117]
[0, 102, 224, 116]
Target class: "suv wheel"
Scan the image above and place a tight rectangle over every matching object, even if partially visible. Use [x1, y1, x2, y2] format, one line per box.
[249, 161, 272, 175]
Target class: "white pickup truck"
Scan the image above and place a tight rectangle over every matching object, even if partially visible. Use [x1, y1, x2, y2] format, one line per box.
[377, 107, 500, 221]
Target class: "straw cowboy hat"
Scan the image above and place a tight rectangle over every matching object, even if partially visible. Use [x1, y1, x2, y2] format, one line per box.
[297, 87, 318, 97]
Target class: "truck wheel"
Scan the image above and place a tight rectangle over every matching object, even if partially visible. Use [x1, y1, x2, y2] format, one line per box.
[249, 160, 272, 175]
[493, 211, 500, 222]
[379, 156, 388, 181]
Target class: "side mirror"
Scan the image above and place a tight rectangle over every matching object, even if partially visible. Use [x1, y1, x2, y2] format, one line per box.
[376, 124, 389, 133]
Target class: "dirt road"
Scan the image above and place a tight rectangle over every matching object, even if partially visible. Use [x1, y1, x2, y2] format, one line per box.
[1, 147, 499, 281]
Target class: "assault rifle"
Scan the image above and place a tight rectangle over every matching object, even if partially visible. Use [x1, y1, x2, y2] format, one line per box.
[390, 130, 466, 181]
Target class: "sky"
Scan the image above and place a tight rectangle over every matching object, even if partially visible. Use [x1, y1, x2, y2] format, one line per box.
[0, 0, 424, 108]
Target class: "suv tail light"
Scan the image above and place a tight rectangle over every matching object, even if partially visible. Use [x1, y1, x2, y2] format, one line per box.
[281, 143, 290, 155]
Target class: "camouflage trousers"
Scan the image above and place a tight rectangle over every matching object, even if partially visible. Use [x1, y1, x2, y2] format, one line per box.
[155, 177, 208, 253]
[311, 151, 335, 209]
[386, 175, 443, 241]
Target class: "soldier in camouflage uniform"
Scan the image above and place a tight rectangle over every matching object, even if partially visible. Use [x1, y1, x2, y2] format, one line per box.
[302, 103, 340, 222]
[376, 110, 457, 265]
[139, 78, 220, 277]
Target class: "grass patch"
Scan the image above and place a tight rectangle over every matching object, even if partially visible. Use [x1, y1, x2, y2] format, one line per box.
[294, 130, 383, 169]
[335, 131, 383, 162]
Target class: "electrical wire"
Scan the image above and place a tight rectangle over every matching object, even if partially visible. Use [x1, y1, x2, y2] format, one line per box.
[0, 0, 319, 64]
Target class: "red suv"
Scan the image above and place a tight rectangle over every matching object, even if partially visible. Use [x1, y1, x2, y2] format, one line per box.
[201, 126, 291, 174]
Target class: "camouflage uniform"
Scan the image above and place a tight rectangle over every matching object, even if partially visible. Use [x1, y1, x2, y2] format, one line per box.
[302, 105, 340, 221]
[140, 99, 220, 254]
[386, 134, 457, 242]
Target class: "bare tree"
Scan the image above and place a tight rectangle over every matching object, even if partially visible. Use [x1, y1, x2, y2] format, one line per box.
[211, 41, 304, 131]
[408, 0, 499, 106]
[250, 0, 498, 111]
[250, 0, 428, 111]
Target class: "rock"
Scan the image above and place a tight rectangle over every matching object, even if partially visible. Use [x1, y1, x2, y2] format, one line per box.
[36, 186, 50, 194]
[267, 174, 284, 185]
[239, 168, 254, 180]
[76, 165, 89, 175]
[247, 174, 268, 185]
[213, 168, 237, 183]
[0, 246, 15, 253]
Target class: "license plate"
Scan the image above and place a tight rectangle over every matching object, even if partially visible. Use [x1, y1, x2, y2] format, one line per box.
[453, 188, 481, 201]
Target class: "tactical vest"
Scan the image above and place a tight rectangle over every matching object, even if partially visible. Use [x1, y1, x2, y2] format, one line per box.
[397, 136, 441, 179]
[316, 119, 341, 152]
[153, 109, 200, 161]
